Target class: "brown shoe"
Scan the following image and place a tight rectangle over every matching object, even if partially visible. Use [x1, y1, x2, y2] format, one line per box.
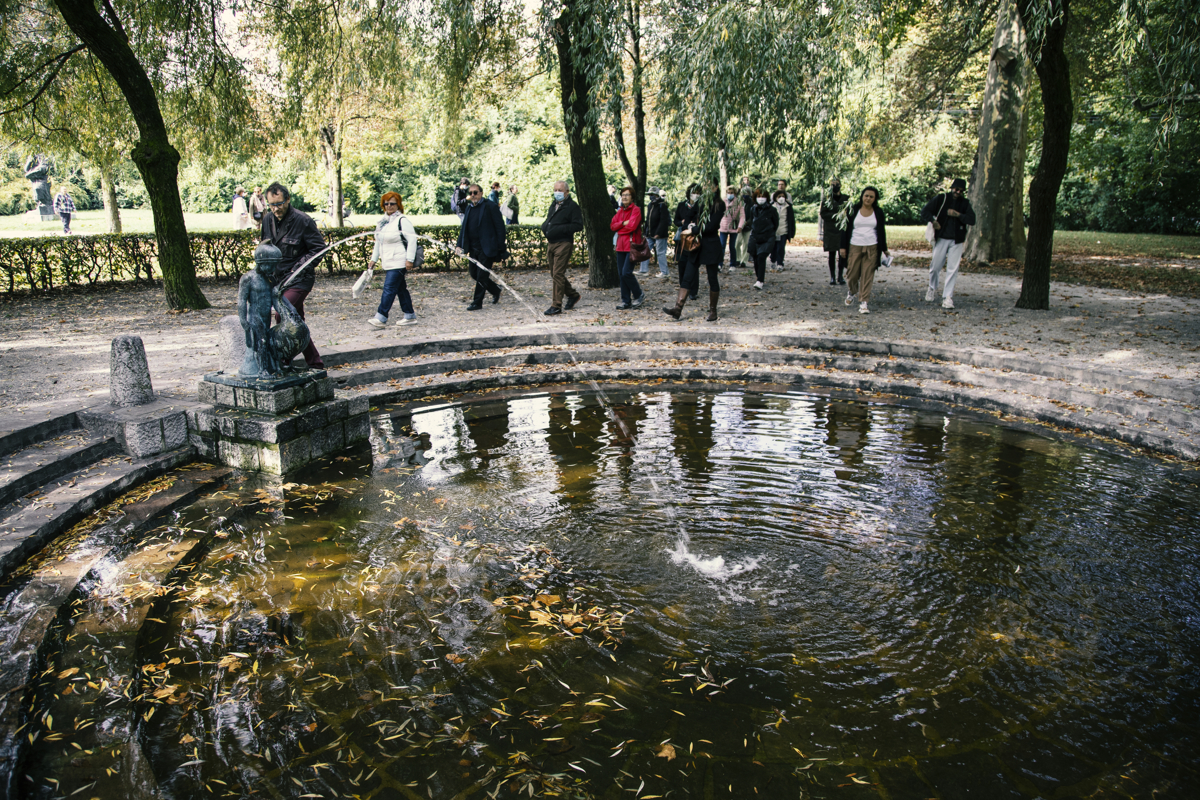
[706, 291, 719, 322]
[663, 288, 688, 319]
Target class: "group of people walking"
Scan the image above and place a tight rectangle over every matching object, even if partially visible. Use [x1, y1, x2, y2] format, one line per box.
[257, 174, 976, 368]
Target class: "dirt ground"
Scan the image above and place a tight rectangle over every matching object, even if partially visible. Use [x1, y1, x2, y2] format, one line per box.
[1, 245, 1197, 418]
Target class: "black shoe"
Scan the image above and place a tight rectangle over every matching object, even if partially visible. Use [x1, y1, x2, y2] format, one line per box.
[837, 278, 846, 285]
[544, 306, 562, 316]
[565, 294, 580, 310]
[491, 288, 502, 304]
[688, 292, 697, 301]
[829, 279, 837, 285]
[615, 301, 632, 310]
[466, 302, 483, 311]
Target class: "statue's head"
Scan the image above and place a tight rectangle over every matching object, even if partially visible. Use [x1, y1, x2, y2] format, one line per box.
[254, 241, 282, 276]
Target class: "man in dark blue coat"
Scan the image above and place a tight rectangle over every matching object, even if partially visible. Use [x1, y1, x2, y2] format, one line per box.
[455, 184, 508, 310]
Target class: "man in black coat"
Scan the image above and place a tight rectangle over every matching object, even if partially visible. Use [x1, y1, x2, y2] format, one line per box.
[540, 180, 585, 315]
[261, 181, 326, 369]
[920, 177, 977, 309]
[455, 184, 508, 310]
[643, 188, 670, 278]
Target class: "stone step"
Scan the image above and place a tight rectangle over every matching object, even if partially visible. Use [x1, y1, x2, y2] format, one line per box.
[0, 464, 229, 797]
[0, 429, 121, 510]
[0, 411, 81, 459]
[0, 447, 195, 581]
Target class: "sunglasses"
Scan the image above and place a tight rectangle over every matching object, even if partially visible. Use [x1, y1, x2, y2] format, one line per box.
[267, 201, 287, 208]
[469, 190, 481, 196]
[384, 201, 398, 206]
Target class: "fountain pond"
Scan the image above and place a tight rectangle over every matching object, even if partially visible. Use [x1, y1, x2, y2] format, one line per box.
[6, 383, 1199, 799]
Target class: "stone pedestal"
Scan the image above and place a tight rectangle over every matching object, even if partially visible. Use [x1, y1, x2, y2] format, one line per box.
[110, 335, 156, 407]
[37, 204, 56, 222]
[189, 371, 370, 475]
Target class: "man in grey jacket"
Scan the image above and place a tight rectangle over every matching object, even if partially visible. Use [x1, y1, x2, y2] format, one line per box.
[540, 180, 584, 316]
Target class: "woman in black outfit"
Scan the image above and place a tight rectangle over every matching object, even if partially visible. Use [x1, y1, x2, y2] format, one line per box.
[673, 186, 701, 291]
[746, 188, 779, 290]
[666, 181, 725, 321]
[820, 179, 849, 284]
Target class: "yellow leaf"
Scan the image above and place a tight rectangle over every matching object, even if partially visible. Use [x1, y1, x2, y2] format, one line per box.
[656, 743, 676, 761]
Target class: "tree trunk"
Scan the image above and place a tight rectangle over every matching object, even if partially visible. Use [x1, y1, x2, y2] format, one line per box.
[99, 162, 122, 234]
[717, 146, 729, 195]
[1014, 0, 1072, 310]
[320, 124, 343, 228]
[555, 7, 617, 289]
[613, 0, 648, 209]
[967, 0, 1029, 265]
[51, 0, 208, 309]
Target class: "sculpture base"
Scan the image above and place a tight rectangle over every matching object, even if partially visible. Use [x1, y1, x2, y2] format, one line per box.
[190, 372, 369, 475]
[199, 370, 330, 414]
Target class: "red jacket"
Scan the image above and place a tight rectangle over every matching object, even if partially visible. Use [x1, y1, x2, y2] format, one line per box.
[609, 203, 644, 252]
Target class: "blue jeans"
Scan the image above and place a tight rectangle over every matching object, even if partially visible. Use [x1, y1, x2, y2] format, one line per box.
[616, 251, 642, 304]
[643, 237, 669, 275]
[376, 268, 415, 320]
[719, 232, 738, 266]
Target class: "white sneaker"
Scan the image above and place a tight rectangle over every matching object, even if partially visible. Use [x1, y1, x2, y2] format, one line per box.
[859, 302, 870, 314]
[368, 317, 386, 328]
[925, 288, 935, 302]
[844, 293, 855, 306]
[942, 297, 954, 309]
[398, 316, 418, 326]
[753, 281, 764, 290]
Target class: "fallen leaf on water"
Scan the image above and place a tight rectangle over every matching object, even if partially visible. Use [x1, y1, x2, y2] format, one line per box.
[656, 743, 676, 761]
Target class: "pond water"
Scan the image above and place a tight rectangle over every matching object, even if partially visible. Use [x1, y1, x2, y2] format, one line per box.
[15, 385, 1200, 799]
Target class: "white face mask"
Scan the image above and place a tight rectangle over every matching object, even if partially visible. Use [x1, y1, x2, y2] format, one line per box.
[690, 194, 700, 202]
[756, 197, 767, 205]
[776, 197, 786, 204]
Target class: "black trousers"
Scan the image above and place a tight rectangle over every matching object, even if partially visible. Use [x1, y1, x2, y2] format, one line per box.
[679, 249, 720, 293]
[827, 249, 846, 279]
[468, 255, 500, 304]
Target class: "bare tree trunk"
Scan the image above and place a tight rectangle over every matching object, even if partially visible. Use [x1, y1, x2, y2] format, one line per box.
[967, 0, 1029, 265]
[718, 146, 729, 195]
[1015, 0, 1072, 310]
[555, 6, 617, 288]
[614, 0, 648, 208]
[99, 162, 122, 234]
[320, 123, 343, 228]
[52, 0, 208, 309]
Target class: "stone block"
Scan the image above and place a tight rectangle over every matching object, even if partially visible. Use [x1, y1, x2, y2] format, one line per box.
[216, 415, 239, 437]
[217, 315, 246, 374]
[311, 421, 345, 458]
[197, 381, 217, 406]
[162, 411, 188, 450]
[258, 387, 296, 414]
[235, 416, 281, 444]
[260, 436, 311, 475]
[188, 408, 215, 434]
[215, 383, 236, 407]
[345, 395, 369, 416]
[345, 413, 370, 445]
[218, 439, 259, 471]
[233, 387, 257, 410]
[189, 433, 216, 460]
[110, 335, 155, 407]
[124, 419, 165, 458]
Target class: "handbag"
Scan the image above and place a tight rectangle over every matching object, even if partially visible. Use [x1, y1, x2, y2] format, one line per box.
[680, 232, 700, 252]
[924, 193, 948, 244]
[253, 211, 263, 221]
[629, 236, 651, 262]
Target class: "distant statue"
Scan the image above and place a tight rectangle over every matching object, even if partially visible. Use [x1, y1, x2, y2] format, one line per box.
[237, 241, 311, 378]
[24, 155, 52, 207]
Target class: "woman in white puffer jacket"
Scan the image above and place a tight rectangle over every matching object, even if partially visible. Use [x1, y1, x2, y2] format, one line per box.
[367, 191, 419, 328]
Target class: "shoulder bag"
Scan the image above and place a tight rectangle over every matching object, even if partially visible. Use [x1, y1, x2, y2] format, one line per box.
[924, 193, 948, 245]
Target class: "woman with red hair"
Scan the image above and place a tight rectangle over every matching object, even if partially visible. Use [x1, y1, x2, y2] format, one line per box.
[367, 192, 419, 327]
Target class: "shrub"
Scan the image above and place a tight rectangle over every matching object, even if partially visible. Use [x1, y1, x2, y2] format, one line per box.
[0, 224, 586, 296]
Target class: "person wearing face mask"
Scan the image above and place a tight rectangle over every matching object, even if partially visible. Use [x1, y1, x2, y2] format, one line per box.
[820, 179, 849, 285]
[719, 185, 744, 273]
[455, 183, 508, 311]
[610, 186, 646, 310]
[838, 186, 890, 315]
[665, 179, 726, 321]
[769, 191, 796, 272]
[673, 186, 701, 296]
[920, 177, 976, 309]
[540, 180, 584, 315]
[642, 188, 670, 278]
[451, 178, 470, 221]
[746, 188, 779, 290]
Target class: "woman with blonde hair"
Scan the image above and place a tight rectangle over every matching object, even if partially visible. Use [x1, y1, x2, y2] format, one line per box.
[367, 192, 419, 328]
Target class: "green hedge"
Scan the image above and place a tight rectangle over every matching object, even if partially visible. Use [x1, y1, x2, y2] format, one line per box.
[0, 224, 588, 295]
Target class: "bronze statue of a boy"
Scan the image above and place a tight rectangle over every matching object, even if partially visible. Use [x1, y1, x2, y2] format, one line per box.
[237, 242, 311, 378]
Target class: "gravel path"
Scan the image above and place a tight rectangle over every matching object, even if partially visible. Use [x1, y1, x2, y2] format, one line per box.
[1, 245, 1196, 417]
